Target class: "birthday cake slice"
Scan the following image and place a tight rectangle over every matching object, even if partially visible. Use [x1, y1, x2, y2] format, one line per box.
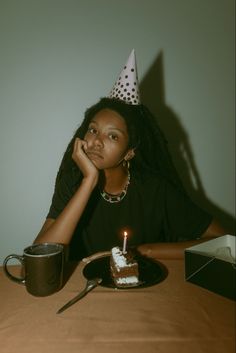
[110, 247, 139, 287]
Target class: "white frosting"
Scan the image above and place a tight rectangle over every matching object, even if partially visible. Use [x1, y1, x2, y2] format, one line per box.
[111, 247, 132, 269]
[116, 276, 138, 284]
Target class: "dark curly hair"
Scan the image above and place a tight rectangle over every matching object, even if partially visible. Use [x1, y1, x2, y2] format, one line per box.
[55, 97, 185, 192]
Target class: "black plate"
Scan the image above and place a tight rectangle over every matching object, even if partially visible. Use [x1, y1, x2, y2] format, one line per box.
[83, 255, 167, 289]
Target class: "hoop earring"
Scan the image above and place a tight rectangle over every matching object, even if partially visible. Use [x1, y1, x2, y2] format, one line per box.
[122, 159, 130, 170]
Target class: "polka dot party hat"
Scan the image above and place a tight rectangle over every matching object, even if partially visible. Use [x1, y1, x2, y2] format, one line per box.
[108, 49, 141, 105]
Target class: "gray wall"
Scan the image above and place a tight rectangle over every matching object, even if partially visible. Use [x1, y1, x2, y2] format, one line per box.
[0, 0, 235, 264]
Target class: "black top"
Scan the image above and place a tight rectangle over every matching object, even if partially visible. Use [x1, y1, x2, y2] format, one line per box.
[47, 171, 212, 260]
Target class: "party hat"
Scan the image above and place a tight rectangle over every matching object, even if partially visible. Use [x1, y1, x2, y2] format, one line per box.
[108, 49, 141, 105]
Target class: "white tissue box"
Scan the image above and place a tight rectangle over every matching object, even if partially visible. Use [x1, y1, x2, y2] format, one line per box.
[185, 235, 236, 300]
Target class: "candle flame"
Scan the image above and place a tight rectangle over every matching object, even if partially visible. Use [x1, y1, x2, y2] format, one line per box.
[124, 231, 128, 237]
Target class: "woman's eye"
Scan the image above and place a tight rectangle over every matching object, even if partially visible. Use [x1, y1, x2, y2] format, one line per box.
[109, 134, 118, 141]
[88, 127, 97, 134]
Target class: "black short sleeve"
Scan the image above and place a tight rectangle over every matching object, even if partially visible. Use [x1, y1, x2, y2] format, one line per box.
[47, 170, 77, 219]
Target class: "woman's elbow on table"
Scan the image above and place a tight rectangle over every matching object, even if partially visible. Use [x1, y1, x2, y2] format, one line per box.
[201, 219, 229, 239]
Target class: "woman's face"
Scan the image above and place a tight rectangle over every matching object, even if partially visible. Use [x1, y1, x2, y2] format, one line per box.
[84, 109, 133, 170]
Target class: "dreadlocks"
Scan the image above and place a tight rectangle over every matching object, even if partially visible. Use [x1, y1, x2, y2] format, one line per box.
[55, 97, 185, 193]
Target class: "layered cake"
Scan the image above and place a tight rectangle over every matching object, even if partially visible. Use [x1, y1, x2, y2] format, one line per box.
[110, 247, 139, 287]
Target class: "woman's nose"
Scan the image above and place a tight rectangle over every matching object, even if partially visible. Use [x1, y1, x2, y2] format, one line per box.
[93, 135, 104, 148]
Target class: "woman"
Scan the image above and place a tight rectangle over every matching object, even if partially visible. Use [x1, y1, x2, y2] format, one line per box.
[34, 97, 226, 260]
[35, 50, 226, 259]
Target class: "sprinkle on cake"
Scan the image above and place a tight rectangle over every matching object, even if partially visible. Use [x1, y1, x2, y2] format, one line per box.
[110, 247, 139, 287]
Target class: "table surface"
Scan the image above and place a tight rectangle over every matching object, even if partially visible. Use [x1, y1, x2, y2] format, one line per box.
[0, 257, 235, 353]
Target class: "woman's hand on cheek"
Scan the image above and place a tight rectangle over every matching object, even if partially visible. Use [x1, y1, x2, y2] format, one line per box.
[72, 138, 99, 183]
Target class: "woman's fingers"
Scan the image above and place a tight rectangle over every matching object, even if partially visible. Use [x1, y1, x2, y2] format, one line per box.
[73, 138, 86, 158]
[72, 138, 99, 180]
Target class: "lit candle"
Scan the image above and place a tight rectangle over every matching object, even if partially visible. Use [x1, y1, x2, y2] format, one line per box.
[122, 231, 128, 254]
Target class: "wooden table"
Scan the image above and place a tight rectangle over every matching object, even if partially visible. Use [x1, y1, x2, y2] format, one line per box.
[0, 258, 235, 353]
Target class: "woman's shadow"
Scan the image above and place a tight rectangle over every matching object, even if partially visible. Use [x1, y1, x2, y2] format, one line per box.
[140, 51, 235, 234]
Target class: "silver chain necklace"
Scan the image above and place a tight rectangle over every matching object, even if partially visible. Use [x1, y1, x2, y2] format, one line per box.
[100, 171, 130, 203]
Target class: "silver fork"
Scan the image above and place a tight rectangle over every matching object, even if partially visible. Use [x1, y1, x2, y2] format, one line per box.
[57, 277, 102, 314]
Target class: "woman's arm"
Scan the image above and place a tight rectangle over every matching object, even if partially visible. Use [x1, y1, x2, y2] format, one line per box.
[201, 219, 227, 238]
[34, 138, 99, 245]
[34, 177, 97, 244]
[137, 219, 228, 260]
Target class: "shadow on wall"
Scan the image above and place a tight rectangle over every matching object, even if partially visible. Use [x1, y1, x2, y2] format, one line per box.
[140, 51, 235, 234]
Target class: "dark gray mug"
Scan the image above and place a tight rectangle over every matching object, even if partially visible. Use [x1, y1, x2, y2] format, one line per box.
[3, 243, 64, 297]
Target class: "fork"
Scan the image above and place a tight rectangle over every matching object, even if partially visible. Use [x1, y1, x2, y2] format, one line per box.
[57, 277, 102, 314]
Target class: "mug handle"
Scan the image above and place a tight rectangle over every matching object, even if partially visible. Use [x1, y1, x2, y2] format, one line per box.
[3, 254, 26, 284]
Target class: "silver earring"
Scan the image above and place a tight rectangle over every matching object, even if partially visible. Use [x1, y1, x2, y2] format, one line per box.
[122, 159, 130, 169]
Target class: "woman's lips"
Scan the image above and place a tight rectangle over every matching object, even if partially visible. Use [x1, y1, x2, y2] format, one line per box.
[86, 151, 104, 159]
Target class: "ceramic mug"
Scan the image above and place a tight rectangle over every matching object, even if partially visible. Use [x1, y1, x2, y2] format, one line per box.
[3, 243, 64, 296]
